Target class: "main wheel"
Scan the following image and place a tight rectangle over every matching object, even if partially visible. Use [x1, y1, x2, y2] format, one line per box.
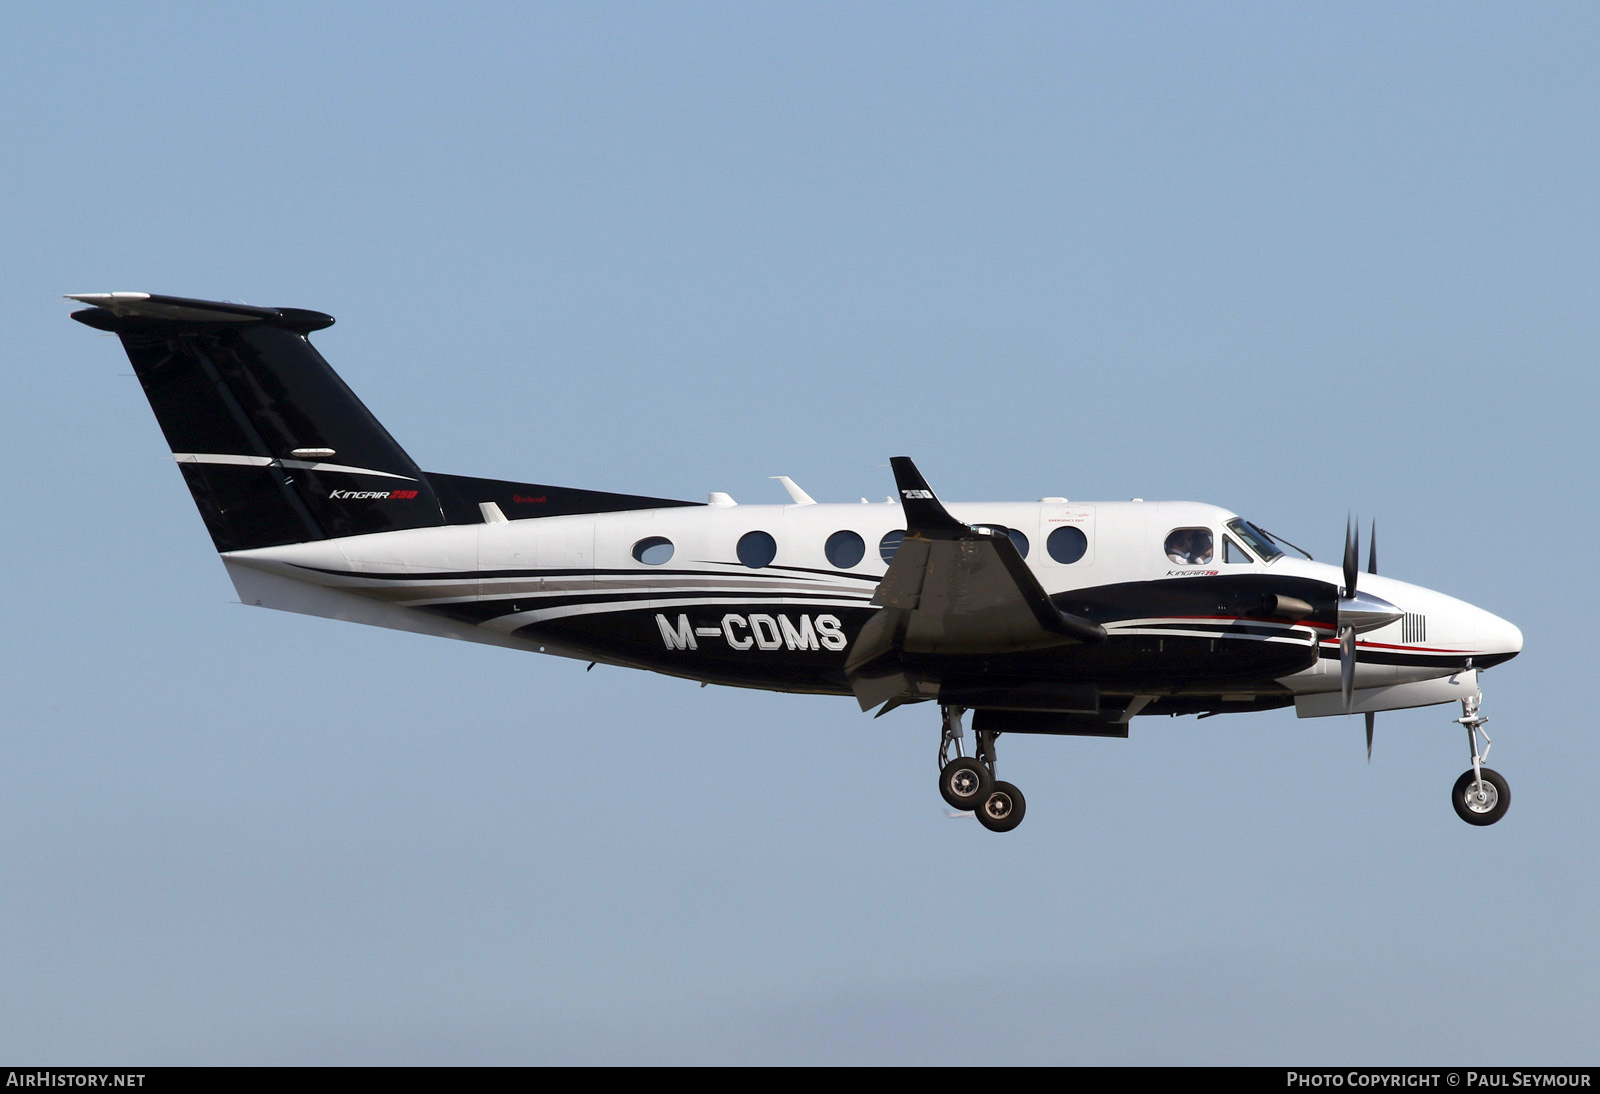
[1452, 767, 1510, 826]
[976, 780, 1026, 833]
[939, 757, 992, 811]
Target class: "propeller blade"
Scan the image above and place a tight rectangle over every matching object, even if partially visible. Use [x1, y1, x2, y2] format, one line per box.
[1365, 711, 1375, 761]
[1340, 625, 1356, 712]
[1367, 519, 1377, 576]
[1343, 515, 1359, 598]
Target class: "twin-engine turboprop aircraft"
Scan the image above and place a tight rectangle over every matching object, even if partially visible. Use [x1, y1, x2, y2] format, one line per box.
[70, 292, 1524, 832]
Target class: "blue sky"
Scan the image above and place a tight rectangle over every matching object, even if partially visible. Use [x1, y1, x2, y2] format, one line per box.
[4, 2, 1597, 1063]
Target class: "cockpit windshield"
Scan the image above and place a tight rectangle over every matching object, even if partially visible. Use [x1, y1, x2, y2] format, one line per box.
[1226, 519, 1284, 562]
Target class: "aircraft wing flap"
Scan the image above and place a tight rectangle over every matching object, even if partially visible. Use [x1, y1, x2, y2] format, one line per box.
[900, 531, 1098, 654]
[845, 458, 1104, 709]
[870, 538, 931, 610]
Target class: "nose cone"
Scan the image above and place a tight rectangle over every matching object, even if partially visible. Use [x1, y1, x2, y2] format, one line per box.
[1475, 608, 1523, 668]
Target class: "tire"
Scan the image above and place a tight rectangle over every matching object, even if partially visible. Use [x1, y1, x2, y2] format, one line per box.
[939, 757, 992, 811]
[975, 780, 1026, 833]
[1452, 767, 1510, 826]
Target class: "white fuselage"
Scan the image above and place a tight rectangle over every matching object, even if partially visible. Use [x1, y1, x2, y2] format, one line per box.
[221, 496, 1522, 718]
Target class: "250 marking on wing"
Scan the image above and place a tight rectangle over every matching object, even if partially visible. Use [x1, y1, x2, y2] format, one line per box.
[655, 612, 848, 652]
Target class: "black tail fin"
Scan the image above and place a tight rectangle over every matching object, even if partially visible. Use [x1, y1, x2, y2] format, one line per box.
[71, 292, 446, 552]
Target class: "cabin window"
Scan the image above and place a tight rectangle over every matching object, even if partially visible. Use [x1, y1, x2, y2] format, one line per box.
[825, 530, 866, 568]
[1165, 528, 1213, 565]
[974, 524, 1029, 558]
[632, 536, 674, 565]
[737, 530, 778, 568]
[879, 529, 906, 564]
[1047, 525, 1088, 564]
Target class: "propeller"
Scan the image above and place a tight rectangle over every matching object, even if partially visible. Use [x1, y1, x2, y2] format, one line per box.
[1354, 518, 1379, 760]
[1339, 516, 1394, 721]
[1365, 519, 1377, 758]
[1339, 516, 1359, 713]
[1343, 514, 1360, 601]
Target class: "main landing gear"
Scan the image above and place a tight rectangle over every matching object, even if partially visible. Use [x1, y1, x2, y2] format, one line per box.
[938, 705, 1026, 833]
[1452, 692, 1510, 826]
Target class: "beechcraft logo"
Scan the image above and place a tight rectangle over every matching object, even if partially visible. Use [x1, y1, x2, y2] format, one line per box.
[329, 489, 420, 500]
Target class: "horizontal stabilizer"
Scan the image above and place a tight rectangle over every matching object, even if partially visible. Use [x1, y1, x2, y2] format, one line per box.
[69, 292, 334, 332]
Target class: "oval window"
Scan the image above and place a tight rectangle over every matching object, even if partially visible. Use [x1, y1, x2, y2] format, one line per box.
[737, 530, 777, 568]
[879, 529, 906, 564]
[632, 536, 674, 565]
[1047, 526, 1088, 564]
[825, 530, 866, 568]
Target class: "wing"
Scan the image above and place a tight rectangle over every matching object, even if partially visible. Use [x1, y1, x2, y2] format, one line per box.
[844, 457, 1104, 711]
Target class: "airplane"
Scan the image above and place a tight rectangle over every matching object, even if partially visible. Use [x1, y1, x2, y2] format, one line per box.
[69, 291, 1524, 833]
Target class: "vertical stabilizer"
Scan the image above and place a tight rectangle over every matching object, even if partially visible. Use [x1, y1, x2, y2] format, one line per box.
[71, 293, 446, 551]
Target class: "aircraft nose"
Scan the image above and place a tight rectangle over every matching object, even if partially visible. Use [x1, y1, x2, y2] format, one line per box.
[1475, 608, 1523, 666]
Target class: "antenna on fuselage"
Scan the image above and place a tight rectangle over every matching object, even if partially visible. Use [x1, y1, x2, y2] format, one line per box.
[770, 476, 816, 505]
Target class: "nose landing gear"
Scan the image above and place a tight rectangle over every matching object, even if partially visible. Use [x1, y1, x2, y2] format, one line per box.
[1452, 692, 1510, 826]
[937, 705, 1027, 832]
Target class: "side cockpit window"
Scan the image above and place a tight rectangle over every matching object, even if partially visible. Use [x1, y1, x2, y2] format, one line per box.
[1165, 527, 1213, 565]
[1224, 536, 1253, 564]
[1226, 518, 1285, 562]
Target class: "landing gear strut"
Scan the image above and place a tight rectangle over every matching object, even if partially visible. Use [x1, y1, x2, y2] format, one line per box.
[1452, 691, 1510, 826]
[937, 705, 1027, 832]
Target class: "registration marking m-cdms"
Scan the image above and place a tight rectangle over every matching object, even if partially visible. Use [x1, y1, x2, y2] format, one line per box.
[655, 612, 847, 652]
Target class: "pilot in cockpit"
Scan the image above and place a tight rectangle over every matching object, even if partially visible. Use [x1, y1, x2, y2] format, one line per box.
[1165, 528, 1213, 565]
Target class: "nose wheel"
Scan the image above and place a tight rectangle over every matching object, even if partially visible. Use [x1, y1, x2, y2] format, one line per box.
[1452, 691, 1510, 826]
[937, 706, 1028, 832]
[1452, 767, 1509, 825]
